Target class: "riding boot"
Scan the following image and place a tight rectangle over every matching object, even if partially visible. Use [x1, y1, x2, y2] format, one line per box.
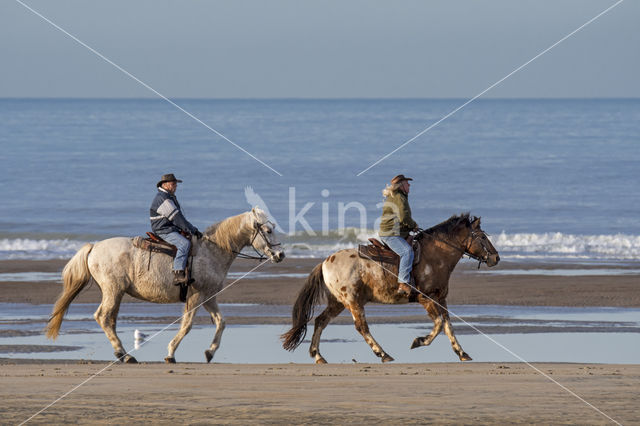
[397, 281, 411, 296]
[173, 270, 188, 286]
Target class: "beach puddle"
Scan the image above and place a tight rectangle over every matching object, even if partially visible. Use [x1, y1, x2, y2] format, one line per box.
[1, 303, 638, 364]
[475, 269, 640, 276]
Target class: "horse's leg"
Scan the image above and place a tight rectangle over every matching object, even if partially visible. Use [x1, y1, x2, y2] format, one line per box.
[441, 301, 472, 361]
[410, 298, 444, 350]
[202, 298, 225, 363]
[309, 296, 344, 364]
[348, 303, 394, 363]
[94, 289, 136, 363]
[165, 294, 201, 363]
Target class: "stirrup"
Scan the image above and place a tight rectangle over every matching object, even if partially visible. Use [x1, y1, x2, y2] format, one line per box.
[173, 270, 188, 286]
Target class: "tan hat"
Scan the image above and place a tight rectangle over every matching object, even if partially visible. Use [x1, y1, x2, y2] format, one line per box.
[391, 174, 413, 185]
[157, 173, 183, 188]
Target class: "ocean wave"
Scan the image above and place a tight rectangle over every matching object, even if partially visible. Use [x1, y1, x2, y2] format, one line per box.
[1, 231, 639, 262]
[0, 238, 87, 260]
[493, 232, 640, 260]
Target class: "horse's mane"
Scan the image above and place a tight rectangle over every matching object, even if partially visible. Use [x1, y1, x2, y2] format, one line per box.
[204, 212, 249, 252]
[423, 213, 471, 237]
[204, 208, 268, 253]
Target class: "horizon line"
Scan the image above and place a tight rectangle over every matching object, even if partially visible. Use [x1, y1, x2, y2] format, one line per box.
[1, 96, 639, 101]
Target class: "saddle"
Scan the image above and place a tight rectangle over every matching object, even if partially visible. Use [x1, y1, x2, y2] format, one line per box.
[358, 238, 400, 267]
[132, 232, 194, 302]
[357, 237, 421, 267]
[132, 232, 177, 257]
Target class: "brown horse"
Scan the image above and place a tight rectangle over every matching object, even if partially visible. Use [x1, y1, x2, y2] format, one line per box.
[282, 213, 499, 363]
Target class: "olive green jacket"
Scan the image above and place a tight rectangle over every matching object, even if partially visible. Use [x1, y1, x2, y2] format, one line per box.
[379, 191, 418, 238]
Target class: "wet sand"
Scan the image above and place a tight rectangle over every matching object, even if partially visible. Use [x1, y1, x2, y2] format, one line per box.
[2, 257, 639, 307]
[2, 257, 639, 424]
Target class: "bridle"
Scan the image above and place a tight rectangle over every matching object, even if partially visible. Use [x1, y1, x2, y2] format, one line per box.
[233, 220, 282, 261]
[418, 228, 492, 269]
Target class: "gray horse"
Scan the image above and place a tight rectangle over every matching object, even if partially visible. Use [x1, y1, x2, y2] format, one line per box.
[46, 208, 284, 363]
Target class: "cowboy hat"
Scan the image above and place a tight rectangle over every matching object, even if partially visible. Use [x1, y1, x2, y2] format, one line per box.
[156, 173, 183, 188]
[390, 174, 413, 185]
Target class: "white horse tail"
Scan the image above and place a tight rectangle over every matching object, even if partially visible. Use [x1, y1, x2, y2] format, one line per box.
[281, 263, 327, 351]
[45, 243, 94, 340]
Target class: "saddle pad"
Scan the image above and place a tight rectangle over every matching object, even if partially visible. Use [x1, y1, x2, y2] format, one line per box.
[358, 244, 399, 266]
[132, 236, 177, 257]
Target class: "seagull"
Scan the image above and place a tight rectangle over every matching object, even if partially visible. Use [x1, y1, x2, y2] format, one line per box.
[134, 329, 148, 340]
[244, 186, 284, 233]
[134, 329, 148, 350]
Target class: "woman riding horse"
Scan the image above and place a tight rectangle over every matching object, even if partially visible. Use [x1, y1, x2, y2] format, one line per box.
[379, 174, 419, 296]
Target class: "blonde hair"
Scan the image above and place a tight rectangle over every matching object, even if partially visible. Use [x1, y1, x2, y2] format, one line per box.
[382, 182, 402, 198]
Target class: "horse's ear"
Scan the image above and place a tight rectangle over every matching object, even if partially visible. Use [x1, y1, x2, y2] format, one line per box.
[251, 207, 260, 220]
[250, 207, 264, 228]
[471, 216, 481, 229]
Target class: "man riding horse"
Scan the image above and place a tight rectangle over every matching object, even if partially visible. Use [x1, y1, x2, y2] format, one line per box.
[379, 174, 419, 296]
[150, 173, 203, 286]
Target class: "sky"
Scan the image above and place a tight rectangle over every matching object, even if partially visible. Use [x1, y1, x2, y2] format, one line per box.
[0, 0, 638, 98]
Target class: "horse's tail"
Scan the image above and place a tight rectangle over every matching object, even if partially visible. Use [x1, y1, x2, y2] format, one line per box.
[45, 243, 94, 340]
[281, 263, 327, 351]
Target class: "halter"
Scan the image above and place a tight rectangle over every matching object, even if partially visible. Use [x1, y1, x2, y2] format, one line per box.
[419, 228, 492, 269]
[233, 220, 281, 261]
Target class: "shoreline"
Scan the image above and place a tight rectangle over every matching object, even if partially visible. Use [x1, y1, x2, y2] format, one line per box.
[2, 257, 639, 307]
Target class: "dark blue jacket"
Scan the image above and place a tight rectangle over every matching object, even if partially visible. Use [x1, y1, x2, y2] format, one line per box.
[150, 188, 198, 235]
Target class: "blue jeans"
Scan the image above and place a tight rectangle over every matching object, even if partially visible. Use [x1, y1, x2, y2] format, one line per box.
[158, 232, 191, 271]
[380, 236, 413, 284]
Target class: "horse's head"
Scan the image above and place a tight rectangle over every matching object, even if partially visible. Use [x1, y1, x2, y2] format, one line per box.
[465, 216, 499, 267]
[249, 207, 285, 263]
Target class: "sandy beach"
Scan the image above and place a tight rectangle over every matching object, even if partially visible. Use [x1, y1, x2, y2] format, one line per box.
[1, 361, 637, 424]
[1, 257, 639, 424]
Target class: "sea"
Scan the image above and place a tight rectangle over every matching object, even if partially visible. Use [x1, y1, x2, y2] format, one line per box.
[1, 98, 639, 263]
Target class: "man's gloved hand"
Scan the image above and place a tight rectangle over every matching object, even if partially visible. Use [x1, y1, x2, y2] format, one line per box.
[194, 230, 203, 239]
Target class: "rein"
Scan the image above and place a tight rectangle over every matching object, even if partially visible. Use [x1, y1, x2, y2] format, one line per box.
[418, 228, 488, 269]
[232, 220, 281, 261]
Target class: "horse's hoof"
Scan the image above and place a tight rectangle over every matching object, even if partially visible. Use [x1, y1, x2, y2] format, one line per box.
[204, 350, 213, 363]
[315, 357, 327, 364]
[459, 352, 473, 362]
[164, 357, 176, 364]
[381, 354, 395, 363]
[124, 355, 138, 364]
[410, 338, 422, 349]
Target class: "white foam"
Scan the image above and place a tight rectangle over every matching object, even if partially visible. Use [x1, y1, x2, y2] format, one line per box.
[0, 238, 86, 260]
[0, 272, 60, 282]
[1, 232, 639, 262]
[493, 232, 640, 261]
